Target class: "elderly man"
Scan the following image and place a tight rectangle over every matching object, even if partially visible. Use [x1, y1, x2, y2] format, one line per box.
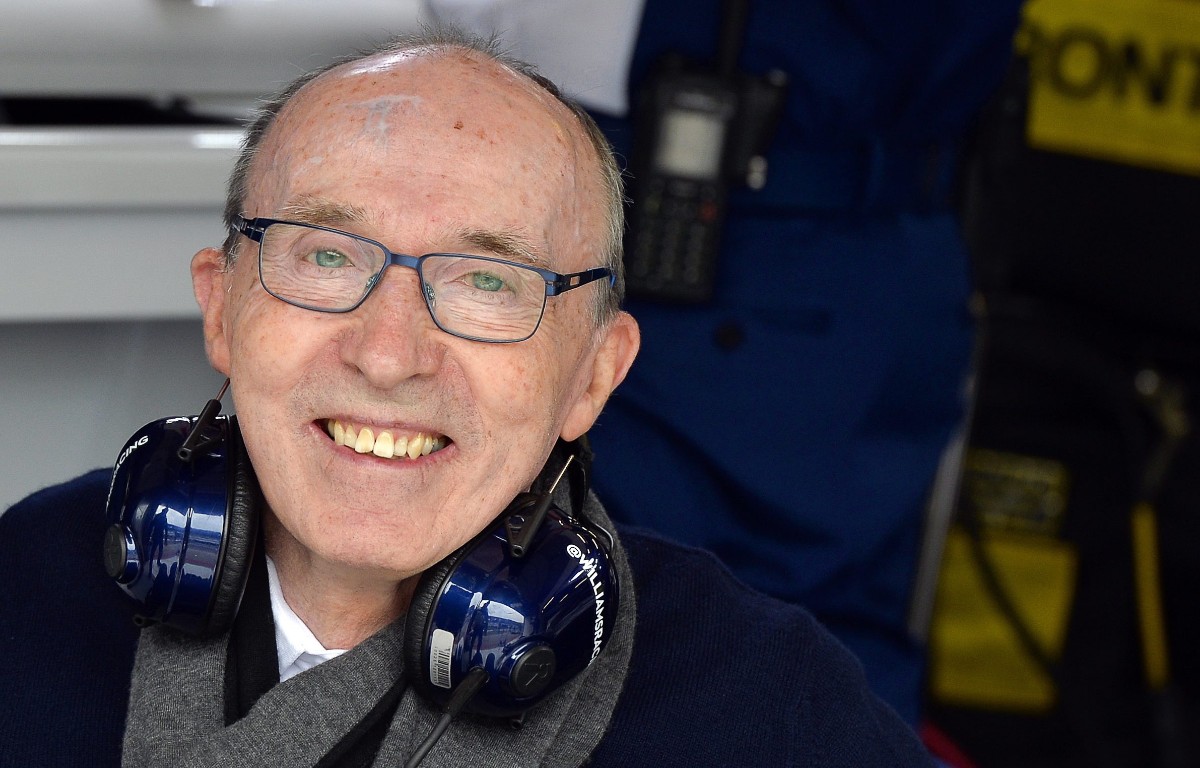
[0, 29, 932, 768]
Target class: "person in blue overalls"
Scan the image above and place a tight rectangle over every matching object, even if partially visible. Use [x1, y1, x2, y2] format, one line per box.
[586, 0, 1024, 725]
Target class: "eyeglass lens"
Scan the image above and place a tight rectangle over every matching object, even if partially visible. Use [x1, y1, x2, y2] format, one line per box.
[257, 222, 548, 342]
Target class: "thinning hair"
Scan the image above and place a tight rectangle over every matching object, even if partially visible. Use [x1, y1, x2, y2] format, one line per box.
[221, 25, 625, 325]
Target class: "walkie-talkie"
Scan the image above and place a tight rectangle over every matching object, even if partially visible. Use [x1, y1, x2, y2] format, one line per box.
[625, 0, 786, 303]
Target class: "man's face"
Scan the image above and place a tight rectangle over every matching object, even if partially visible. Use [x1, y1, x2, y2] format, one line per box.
[192, 50, 637, 581]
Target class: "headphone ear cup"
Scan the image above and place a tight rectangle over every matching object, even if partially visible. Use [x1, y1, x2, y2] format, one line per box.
[404, 493, 541, 692]
[404, 552, 463, 699]
[402, 491, 623, 720]
[203, 417, 261, 637]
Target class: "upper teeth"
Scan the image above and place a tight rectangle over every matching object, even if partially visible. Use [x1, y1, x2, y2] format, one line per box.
[326, 419, 446, 460]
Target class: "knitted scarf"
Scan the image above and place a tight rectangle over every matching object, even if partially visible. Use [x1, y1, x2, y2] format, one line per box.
[121, 496, 635, 768]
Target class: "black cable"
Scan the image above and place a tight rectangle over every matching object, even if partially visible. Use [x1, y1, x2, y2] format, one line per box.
[959, 504, 1057, 679]
[959, 491, 1126, 768]
[951, 307, 1136, 768]
[404, 667, 490, 768]
[405, 713, 454, 768]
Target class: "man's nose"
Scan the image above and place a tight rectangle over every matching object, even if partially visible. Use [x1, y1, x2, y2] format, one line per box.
[338, 266, 445, 388]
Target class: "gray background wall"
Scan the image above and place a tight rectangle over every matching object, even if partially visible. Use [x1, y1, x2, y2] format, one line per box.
[0, 136, 236, 514]
[1, 319, 222, 512]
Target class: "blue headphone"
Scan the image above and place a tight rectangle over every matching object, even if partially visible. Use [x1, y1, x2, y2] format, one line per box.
[102, 399, 619, 719]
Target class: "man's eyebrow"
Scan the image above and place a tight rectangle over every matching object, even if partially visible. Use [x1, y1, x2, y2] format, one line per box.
[454, 227, 548, 268]
[271, 201, 548, 266]
[275, 197, 372, 230]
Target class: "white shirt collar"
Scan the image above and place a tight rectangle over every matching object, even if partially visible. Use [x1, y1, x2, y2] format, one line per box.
[266, 556, 347, 681]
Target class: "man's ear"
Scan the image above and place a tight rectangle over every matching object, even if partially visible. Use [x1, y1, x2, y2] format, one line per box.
[191, 247, 233, 376]
[560, 312, 641, 442]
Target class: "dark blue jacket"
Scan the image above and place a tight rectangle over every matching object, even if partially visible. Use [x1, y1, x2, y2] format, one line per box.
[0, 471, 932, 767]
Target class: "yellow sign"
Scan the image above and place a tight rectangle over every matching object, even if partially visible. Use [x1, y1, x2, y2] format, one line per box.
[928, 449, 1077, 712]
[929, 528, 1077, 711]
[1020, 0, 1200, 175]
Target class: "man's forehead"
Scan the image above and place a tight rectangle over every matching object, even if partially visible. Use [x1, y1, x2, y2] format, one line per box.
[258, 47, 579, 171]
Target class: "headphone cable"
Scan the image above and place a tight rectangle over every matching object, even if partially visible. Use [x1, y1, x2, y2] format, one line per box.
[404, 667, 490, 768]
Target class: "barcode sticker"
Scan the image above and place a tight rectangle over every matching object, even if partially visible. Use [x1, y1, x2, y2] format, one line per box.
[430, 629, 454, 689]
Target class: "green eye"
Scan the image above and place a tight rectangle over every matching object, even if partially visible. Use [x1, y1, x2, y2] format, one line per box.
[470, 272, 506, 292]
[311, 250, 349, 268]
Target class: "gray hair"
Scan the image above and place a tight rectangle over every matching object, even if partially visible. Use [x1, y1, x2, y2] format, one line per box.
[221, 25, 625, 326]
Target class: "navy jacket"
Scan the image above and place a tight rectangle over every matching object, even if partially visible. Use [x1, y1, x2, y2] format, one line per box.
[0, 471, 931, 767]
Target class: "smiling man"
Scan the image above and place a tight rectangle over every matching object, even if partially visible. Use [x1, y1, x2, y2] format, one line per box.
[192, 33, 637, 655]
[0, 27, 934, 768]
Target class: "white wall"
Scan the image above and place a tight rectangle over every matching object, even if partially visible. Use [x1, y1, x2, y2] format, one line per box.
[0, 319, 223, 512]
[0, 1, 428, 513]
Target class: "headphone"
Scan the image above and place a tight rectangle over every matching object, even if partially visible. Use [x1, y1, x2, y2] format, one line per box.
[102, 398, 619, 720]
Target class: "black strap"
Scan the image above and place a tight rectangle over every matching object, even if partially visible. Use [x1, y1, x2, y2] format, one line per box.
[223, 537, 279, 724]
[222, 539, 407, 766]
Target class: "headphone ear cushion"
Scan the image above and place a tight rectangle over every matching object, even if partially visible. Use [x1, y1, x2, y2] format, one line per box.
[203, 418, 261, 637]
[403, 553, 462, 697]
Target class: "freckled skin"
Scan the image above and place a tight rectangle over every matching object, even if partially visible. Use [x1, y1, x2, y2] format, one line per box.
[190, 48, 640, 646]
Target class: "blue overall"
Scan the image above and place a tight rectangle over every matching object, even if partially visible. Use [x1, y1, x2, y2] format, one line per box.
[588, 0, 1024, 723]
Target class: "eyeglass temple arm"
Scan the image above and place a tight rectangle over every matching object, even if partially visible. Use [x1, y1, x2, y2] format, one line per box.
[546, 267, 614, 296]
[231, 215, 268, 242]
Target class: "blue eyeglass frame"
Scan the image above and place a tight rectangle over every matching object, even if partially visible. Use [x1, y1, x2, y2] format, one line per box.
[232, 215, 615, 343]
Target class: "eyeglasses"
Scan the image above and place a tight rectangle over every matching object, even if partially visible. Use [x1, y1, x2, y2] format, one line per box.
[232, 216, 614, 343]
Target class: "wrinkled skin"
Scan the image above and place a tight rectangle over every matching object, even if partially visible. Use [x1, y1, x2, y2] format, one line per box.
[190, 48, 639, 647]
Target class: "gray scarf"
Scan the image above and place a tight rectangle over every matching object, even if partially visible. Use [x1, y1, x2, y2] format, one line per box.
[122, 495, 636, 768]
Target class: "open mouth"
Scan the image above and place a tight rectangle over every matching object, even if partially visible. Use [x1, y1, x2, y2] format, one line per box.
[323, 418, 449, 460]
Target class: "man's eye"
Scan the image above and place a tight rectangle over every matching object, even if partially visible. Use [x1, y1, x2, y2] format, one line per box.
[308, 249, 350, 268]
[470, 272, 506, 292]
